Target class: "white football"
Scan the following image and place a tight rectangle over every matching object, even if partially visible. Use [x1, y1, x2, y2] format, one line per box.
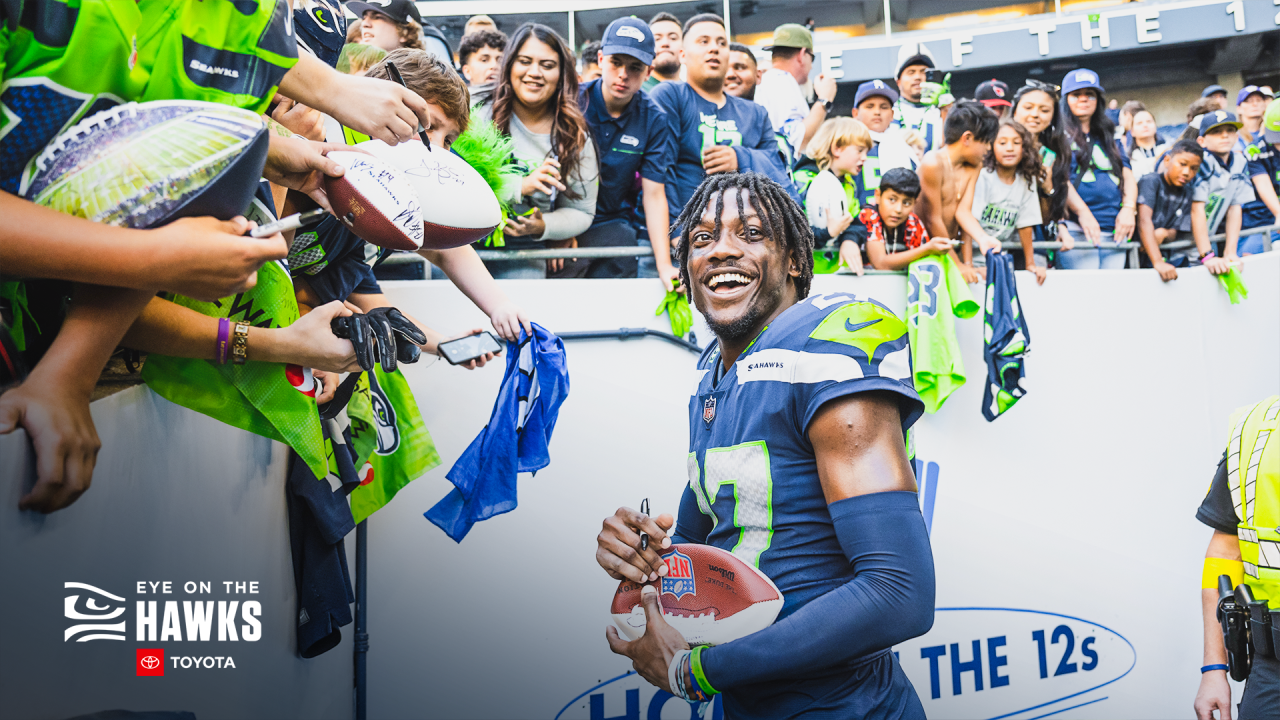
[356, 139, 502, 249]
[324, 151, 424, 250]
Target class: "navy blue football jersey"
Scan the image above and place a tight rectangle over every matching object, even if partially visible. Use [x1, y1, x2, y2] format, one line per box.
[672, 292, 924, 717]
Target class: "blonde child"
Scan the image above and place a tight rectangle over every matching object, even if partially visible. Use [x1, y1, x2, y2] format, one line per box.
[800, 117, 874, 275]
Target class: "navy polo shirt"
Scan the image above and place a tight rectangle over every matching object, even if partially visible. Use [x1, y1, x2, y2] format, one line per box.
[578, 78, 675, 226]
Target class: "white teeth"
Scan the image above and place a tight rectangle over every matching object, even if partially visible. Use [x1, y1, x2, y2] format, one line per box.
[708, 272, 751, 288]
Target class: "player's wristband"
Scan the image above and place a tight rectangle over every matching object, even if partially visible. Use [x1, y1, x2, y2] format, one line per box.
[689, 645, 719, 698]
[1201, 664, 1229, 674]
[216, 318, 231, 365]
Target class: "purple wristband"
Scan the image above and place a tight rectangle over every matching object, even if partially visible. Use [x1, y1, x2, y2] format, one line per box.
[216, 318, 231, 365]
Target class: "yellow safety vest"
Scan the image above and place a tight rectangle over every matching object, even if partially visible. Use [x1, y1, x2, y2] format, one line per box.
[1226, 395, 1280, 609]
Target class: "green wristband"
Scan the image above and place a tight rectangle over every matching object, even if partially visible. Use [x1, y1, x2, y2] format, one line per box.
[690, 645, 720, 696]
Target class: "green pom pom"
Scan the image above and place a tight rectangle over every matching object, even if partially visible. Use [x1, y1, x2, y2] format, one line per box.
[451, 113, 518, 199]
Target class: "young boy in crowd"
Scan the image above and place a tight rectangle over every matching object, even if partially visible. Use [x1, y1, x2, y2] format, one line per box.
[1137, 140, 1208, 281]
[862, 168, 956, 270]
[799, 118, 873, 275]
[1193, 111, 1256, 265]
[916, 101, 999, 282]
[458, 29, 507, 86]
[852, 80, 919, 208]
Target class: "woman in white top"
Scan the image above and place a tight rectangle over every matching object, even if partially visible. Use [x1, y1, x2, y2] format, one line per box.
[1126, 109, 1169, 179]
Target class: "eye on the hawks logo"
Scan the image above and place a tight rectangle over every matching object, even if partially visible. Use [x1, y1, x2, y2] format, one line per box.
[660, 548, 696, 600]
[64, 582, 126, 642]
[367, 372, 400, 455]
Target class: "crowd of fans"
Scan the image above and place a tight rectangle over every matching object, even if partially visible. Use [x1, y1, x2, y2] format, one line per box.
[2, 1, 1276, 515]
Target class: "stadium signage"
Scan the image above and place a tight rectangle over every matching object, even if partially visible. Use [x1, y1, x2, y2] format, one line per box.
[819, 0, 1280, 82]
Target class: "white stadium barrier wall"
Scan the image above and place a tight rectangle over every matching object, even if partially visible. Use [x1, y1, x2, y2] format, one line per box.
[3, 253, 1277, 719]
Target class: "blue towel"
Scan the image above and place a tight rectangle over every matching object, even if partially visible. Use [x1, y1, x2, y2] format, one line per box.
[426, 324, 570, 541]
[982, 251, 1031, 421]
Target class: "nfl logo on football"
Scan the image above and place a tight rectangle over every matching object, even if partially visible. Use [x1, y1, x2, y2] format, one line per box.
[661, 549, 696, 600]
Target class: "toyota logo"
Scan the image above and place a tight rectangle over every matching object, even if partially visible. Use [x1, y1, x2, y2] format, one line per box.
[140, 655, 160, 670]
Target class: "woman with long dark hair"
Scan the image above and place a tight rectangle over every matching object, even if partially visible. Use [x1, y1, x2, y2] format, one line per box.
[1056, 68, 1136, 269]
[472, 23, 599, 278]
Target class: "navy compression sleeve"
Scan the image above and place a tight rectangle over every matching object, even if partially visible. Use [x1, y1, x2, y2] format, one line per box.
[671, 485, 712, 545]
[699, 491, 935, 689]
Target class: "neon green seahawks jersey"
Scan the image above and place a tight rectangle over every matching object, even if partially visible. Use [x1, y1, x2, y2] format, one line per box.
[1, 0, 296, 194]
[907, 252, 979, 414]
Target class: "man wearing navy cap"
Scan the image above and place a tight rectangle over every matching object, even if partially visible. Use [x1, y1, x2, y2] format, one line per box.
[575, 17, 678, 283]
[1201, 84, 1229, 110]
[851, 80, 918, 207]
[1234, 86, 1280, 252]
[891, 43, 944, 152]
[1193, 110, 1255, 264]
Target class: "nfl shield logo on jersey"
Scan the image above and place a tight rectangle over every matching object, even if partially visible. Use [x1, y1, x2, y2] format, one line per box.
[703, 396, 716, 427]
[661, 548, 696, 600]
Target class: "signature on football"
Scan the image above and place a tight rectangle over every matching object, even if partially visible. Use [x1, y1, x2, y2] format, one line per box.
[404, 161, 467, 186]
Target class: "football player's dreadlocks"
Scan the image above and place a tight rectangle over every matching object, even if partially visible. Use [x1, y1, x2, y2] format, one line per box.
[672, 172, 815, 300]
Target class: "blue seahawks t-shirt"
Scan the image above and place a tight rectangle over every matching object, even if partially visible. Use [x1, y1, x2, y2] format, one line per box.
[578, 79, 675, 227]
[1069, 135, 1131, 233]
[672, 292, 924, 718]
[1242, 136, 1280, 230]
[649, 81, 798, 218]
[288, 215, 380, 305]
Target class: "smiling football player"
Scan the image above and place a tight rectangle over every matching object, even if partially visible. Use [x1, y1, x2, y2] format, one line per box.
[596, 172, 936, 718]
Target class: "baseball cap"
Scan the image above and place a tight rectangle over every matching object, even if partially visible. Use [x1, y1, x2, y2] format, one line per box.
[855, 79, 898, 107]
[1201, 84, 1228, 99]
[1061, 68, 1104, 96]
[975, 79, 1012, 108]
[1236, 85, 1275, 105]
[1200, 109, 1243, 136]
[762, 24, 813, 52]
[1262, 98, 1280, 143]
[895, 42, 935, 78]
[600, 17, 655, 66]
[346, 0, 422, 25]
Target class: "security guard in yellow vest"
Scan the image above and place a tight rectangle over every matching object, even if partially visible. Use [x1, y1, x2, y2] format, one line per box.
[1195, 396, 1280, 720]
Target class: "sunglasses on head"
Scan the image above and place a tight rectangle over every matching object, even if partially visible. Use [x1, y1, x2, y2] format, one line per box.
[1023, 79, 1060, 96]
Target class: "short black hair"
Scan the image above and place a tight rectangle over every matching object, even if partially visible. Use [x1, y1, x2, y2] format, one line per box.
[649, 11, 681, 28]
[673, 172, 815, 300]
[729, 42, 756, 63]
[878, 168, 921, 199]
[1169, 139, 1205, 160]
[943, 100, 1000, 145]
[580, 40, 601, 65]
[682, 13, 724, 37]
[458, 29, 507, 67]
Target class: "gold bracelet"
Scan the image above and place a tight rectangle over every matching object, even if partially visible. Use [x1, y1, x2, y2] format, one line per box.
[231, 322, 250, 365]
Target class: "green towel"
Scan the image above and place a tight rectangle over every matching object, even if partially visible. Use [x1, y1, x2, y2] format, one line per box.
[907, 253, 979, 414]
[347, 367, 440, 524]
[1217, 267, 1248, 304]
[655, 282, 692, 338]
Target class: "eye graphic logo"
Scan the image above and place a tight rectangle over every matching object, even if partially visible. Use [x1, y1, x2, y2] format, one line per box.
[64, 582, 126, 642]
[137, 648, 165, 676]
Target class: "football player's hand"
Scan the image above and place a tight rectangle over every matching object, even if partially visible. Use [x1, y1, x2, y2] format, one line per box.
[1194, 670, 1232, 720]
[263, 135, 356, 213]
[605, 585, 689, 694]
[597, 506, 675, 583]
[152, 216, 288, 302]
[0, 374, 99, 514]
[701, 145, 738, 174]
[488, 302, 531, 343]
[1154, 261, 1179, 282]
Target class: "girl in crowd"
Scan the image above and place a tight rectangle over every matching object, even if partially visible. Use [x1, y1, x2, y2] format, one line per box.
[1011, 79, 1079, 268]
[1058, 69, 1136, 269]
[472, 23, 599, 278]
[1116, 99, 1145, 154]
[956, 119, 1048, 284]
[1126, 109, 1169, 178]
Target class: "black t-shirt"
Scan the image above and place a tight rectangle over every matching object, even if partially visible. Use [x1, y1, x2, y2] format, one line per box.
[1136, 172, 1193, 232]
[1196, 453, 1238, 534]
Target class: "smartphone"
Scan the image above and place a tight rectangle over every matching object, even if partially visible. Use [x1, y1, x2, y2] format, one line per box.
[925, 69, 946, 84]
[437, 332, 503, 365]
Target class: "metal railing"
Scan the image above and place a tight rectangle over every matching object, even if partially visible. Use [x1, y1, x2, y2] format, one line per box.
[382, 224, 1277, 269]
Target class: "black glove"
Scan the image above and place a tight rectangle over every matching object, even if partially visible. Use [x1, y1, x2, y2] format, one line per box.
[330, 307, 427, 373]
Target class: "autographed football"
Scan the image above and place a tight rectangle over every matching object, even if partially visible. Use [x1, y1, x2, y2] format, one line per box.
[611, 544, 784, 646]
[324, 151, 424, 250]
[356, 139, 501, 249]
[23, 100, 268, 228]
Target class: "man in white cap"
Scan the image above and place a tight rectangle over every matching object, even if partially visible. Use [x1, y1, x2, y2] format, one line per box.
[891, 42, 944, 152]
[754, 23, 837, 167]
